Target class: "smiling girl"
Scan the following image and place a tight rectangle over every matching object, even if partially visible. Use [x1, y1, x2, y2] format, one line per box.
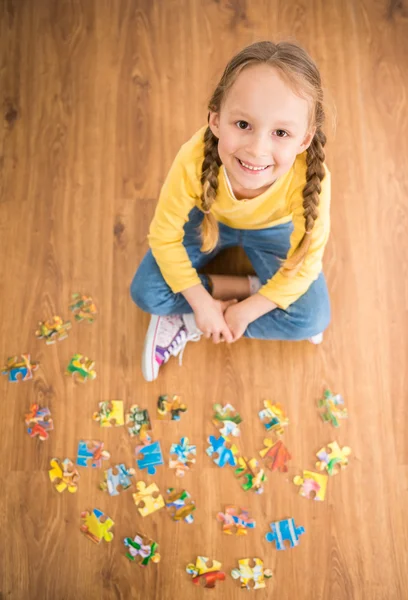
[131, 41, 331, 382]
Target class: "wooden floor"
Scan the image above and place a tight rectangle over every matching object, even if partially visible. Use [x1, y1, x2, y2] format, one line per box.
[1, 1, 408, 598]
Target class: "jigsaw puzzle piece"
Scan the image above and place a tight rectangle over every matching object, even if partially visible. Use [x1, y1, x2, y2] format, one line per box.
[293, 470, 328, 500]
[124, 533, 160, 566]
[265, 518, 305, 550]
[35, 316, 72, 344]
[93, 400, 124, 427]
[212, 403, 242, 438]
[186, 557, 226, 588]
[165, 488, 196, 523]
[80, 508, 114, 544]
[49, 458, 80, 493]
[69, 292, 97, 323]
[318, 389, 348, 427]
[66, 353, 96, 383]
[25, 404, 53, 440]
[76, 440, 110, 468]
[316, 441, 351, 475]
[125, 404, 152, 442]
[169, 437, 196, 477]
[259, 439, 291, 472]
[133, 481, 165, 517]
[135, 441, 164, 475]
[100, 464, 136, 496]
[258, 400, 289, 435]
[216, 505, 256, 535]
[231, 558, 273, 590]
[157, 394, 187, 420]
[3, 354, 39, 382]
[235, 457, 266, 494]
[206, 435, 239, 468]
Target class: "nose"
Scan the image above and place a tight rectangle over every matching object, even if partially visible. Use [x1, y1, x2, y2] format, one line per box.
[246, 132, 272, 159]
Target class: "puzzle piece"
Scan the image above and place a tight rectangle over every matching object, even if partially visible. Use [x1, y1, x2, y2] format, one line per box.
[157, 394, 187, 421]
[80, 508, 114, 544]
[216, 505, 256, 535]
[259, 439, 292, 472]
[126, 404, 152, 443]
[49, 458, 80, 493]
[231, 558, 273, 590]
[76, 440, 110, 468]
[316, 441, 351, 475]
[212, 403, 242, 438]
[132, 481, 165, 517]
[293, 470, 328, 501]
[35, 316, 72, 344]
[100, 464, 136, 496]
[206, 435, 239, 468]
[235, 457, 266, 494]
[165, 488, 196, 524]
[186, 557, 226, 589]
[25, 404, 53, 440]
[69, 292, 97, 323]
[93, 400, 124, 427]
[318, 389, 348, 427]
[169, 437, 196, 477]
[124, 533, 160, 566]
[66, 353, 96, 383]
[259, 400, 289, 435]
[2, 354, 39, 382]
[265, 518, 305, 550]
[135, 441, 164, 475]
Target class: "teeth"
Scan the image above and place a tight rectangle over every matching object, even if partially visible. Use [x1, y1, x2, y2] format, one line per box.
[239, 159, 268, 171]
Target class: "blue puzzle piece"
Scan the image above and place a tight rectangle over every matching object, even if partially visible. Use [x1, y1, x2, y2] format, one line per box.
[265, 518, 305, 550]
[206, 435, 238, 468]
[102, 464, 135, 496]
[135, 441, 164, 475]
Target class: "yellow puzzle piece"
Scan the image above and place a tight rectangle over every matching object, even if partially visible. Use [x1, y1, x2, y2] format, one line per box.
[49, 458, 79, 493]
[293, 470, 328, 501]
[93, 400, 124, 427]
[80, 508, 114, 544]
[133, 481, 165, 517]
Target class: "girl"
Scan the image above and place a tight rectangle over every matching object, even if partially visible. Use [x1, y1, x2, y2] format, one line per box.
[131, 41, 331, 382]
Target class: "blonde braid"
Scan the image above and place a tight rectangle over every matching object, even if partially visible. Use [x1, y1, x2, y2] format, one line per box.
[200, 126, 222, 252]
[281, 126, 327, 275]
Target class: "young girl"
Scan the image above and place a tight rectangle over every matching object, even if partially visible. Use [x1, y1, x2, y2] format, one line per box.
[131, 40, 331, 382]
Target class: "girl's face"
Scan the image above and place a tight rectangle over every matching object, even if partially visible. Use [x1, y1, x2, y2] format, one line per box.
[209, 64, 315, 199]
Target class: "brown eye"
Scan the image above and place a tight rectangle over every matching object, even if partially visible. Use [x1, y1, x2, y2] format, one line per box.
[236, 120, 249, 130]
[275, 129, 288, 138]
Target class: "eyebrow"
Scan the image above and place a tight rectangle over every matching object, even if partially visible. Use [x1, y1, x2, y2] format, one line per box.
[228, 109, 298, 128]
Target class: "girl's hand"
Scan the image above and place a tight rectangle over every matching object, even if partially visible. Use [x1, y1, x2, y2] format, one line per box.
[224, 301, 251, 341]
[194, 298, 237, 344]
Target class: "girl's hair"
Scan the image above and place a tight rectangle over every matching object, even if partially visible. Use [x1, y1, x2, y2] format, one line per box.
[200, 40, 326, 275]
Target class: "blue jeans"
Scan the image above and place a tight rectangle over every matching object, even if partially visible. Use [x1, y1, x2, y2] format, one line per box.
[130, 207, 330, 340]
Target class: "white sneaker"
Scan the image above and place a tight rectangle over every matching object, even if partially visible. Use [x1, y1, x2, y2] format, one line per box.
[308, 333, 324, 345]
[141, 314, 202, 382]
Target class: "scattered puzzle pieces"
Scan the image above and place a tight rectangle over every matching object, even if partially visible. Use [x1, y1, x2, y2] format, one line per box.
[235, 457, 266, 494]
[318, 389, 348, 427]
[293, 470, 328, 501]
[25, 403, 53, 440]
[80, 508, 114, 544]
[259, 400, 289, 435]
[2, 354, 39, 382]
[93, 400, 124, 427]
[76, 440, 110, 468]
[126, 404, 152, 443]
[124, 533, 160, 566]
[216, 505, 256, 535]
[35, 316, 71, 344]
[265, 518, 305, 550]
[186, 557, 226, 589]
[206, 435, 239, 468]
[100, 464, 136, 496]
[169, 437, 196, 477]
[133, 481, 165, 517]
[165, 488, 196, 523]
[259, 439, 292, 472]
[135, 441, 164, 475]
[69, 292, 97, 323]
[157, 394, 187, 420]
[212, 403, 242, 438]
[231, 558, 273, 590]
[316, 441, 351, 475]
[66, 353, 96, 383]
[49, 458, 80, 493]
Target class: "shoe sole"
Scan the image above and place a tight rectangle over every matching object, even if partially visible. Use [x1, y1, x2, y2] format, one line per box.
[141, 315, 161, 382]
